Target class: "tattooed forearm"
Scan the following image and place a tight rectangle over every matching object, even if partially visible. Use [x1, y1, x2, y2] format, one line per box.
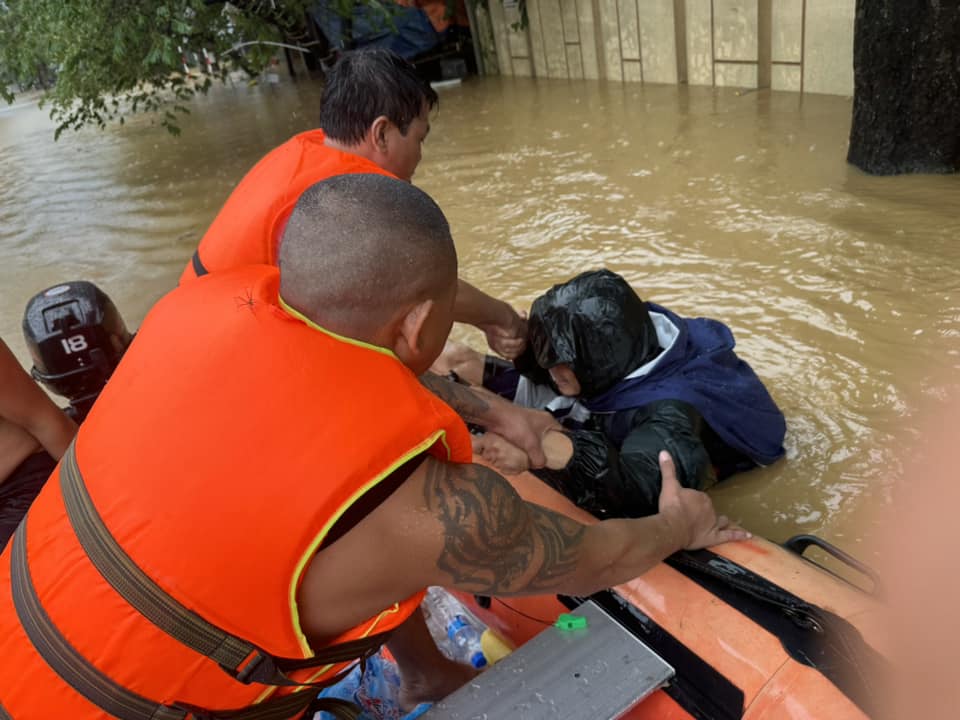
[419, 371, 491, 424]
[422, 459, 586, 594]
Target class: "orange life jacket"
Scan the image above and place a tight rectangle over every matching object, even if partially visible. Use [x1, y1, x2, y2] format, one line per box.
[180, 130, 396, 283]
[0, 265, 472, 719]
[396, 0, 469, 32]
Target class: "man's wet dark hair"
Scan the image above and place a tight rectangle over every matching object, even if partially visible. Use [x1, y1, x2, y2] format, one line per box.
[319, 49, 439, 144]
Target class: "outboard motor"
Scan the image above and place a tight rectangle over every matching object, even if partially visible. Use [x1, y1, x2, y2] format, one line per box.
[22, 281, 132, 422]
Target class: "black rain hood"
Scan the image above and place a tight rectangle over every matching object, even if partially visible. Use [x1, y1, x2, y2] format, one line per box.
[528, 270, 662, 398]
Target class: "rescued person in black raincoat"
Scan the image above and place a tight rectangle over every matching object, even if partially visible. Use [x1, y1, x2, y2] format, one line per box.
[433, 269, 787, 518]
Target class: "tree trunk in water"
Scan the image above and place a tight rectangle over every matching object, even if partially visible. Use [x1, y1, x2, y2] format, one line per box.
[847, 0, 960, 175]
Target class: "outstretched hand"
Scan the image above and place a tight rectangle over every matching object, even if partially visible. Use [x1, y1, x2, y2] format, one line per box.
[472, 431, 531, 475]
[483, 397, 560, 469]
[480, 307, 528, 360]
[657, 451, 751, 549]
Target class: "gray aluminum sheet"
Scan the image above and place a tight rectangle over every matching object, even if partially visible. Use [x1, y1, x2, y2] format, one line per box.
[423, 600, 675, 719]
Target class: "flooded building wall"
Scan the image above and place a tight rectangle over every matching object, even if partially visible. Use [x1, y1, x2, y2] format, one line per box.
[477, 0, 855, 96]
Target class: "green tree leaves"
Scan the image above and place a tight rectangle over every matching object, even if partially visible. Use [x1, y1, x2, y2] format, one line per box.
[0, 0, 314, 137]
[0, 0, 520, 138]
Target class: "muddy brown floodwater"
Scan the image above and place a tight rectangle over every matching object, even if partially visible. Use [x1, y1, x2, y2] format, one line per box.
[3, 76, 958, 561]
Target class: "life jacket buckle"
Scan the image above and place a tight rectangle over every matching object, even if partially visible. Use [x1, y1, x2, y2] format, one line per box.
[223, 651, 276, 685]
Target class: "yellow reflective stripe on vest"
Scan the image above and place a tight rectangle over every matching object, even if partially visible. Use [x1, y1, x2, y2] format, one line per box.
[278, 294, 399, 359]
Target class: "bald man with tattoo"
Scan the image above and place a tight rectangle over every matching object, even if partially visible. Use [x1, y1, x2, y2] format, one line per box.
[0, 175, 748, 720]
[282, 176, 750, 707]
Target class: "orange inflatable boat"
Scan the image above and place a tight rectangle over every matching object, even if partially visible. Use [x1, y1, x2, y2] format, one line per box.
[428, 466, 890, 720]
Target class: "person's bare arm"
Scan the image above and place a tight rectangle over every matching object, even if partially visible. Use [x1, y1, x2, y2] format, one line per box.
[0, 339, 76, 460]
[297, 451, 747, 642]
[418, 371, 494, 425]
[454, 279, 527, 359]
[419, 372, 558, 467]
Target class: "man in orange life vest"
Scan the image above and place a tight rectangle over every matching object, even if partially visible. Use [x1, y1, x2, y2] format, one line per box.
[179, 47, 554, 470]
[179, 48, 526, 362]
[0, 175, 748, 719]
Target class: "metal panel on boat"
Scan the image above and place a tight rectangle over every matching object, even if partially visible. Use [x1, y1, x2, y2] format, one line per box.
[423, 599, 675, 719]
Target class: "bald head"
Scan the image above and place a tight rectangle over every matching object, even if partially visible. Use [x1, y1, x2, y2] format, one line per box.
[279, 174, 457, 338]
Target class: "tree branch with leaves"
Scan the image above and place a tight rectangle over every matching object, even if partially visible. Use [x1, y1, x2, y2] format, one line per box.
[0, 0, 318, 137]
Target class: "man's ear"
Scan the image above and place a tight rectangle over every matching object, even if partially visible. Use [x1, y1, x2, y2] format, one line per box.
[369, 115, 391, 154]
[396, 298, 435, 358]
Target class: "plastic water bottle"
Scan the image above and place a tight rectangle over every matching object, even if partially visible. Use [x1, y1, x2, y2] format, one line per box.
[446, 615, 488, 669]
[421, 587, 464, 646]
[422, 587, 487, 668]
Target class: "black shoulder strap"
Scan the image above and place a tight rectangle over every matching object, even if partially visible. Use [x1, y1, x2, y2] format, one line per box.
[191, 250, 209, 277]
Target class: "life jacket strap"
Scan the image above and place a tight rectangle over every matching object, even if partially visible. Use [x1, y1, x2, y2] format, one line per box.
[11, 524, 189, 720]
[10, 521, 367, 720]
[191, 250, 209, 277]
[58, 441, 390, 688]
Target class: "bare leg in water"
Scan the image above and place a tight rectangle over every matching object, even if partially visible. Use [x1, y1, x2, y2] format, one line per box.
[388, 606, 479, 711]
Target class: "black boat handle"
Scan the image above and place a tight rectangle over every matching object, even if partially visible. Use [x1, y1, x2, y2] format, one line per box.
[783, 534, 883, 598]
